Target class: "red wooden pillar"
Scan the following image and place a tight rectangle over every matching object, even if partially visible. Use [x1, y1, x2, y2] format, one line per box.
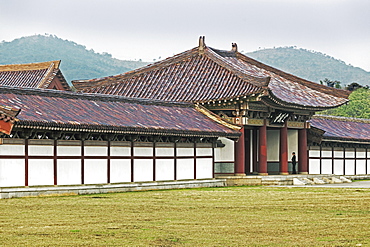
[258, 122, 268, 175]
[279, 123, 289, 175]
[234, 127, 246, 176]
[298, 128, 308, 174]
[252, 129, 258, 174]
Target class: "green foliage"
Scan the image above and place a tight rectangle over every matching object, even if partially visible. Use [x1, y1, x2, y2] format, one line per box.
[0, 35, 149, 84]
[247, 47, 370, 87]
[320, 88, 370, 119]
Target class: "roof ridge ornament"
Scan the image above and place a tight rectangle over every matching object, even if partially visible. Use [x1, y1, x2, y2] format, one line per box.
[198, 36, 206, 54]
[231, 43, 238, 52]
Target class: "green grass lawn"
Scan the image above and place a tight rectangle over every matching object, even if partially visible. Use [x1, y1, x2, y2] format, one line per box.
[0, 186, 369, 246]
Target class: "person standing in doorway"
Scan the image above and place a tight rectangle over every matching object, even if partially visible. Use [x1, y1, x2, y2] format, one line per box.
[292, 152, 297, 174]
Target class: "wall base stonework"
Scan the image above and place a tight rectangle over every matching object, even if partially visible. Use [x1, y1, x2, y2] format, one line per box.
[0, 179, 226, 199]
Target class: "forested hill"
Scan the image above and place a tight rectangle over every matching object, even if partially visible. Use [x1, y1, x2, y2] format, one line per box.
[0, 35, 149, 83]
[246, 47, 370, 87]
[1, 35, 369, 87]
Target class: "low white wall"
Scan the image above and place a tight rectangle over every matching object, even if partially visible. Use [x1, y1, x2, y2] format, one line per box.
[309, 146, 370, 175]
[0, 140, 215, 187]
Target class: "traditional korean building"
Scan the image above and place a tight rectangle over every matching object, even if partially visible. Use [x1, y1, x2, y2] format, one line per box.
[0, 60, 70, 90]
[73, 37, 352, 175]
[309, 115, 370, 175]
[0, 86, 241, 188]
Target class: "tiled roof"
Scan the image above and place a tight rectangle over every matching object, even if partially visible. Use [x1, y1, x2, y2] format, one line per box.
[73, 39, 350, 110]
[310, 115, 370, 143]
[0, 86, 240, 138]
[0, 61, 70, 90]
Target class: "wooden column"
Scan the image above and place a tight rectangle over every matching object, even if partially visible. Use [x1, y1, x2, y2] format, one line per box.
[25, 139, 29, 186]
[53, 139, 58, 185]
[81, 140, 85, 184]
[298, 128, 308, 174]
[258, 122, 268, 175]
[252, 129, 258, 174]
[244, 130, 251, 174]
[234, 127, 246, 176]
[279, 123, 289, 175]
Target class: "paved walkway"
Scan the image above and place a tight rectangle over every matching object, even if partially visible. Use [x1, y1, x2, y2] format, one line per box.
[280, 180, 370, 188]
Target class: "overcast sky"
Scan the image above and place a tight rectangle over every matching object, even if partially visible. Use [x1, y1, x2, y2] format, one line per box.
[1, 0, 370, 71]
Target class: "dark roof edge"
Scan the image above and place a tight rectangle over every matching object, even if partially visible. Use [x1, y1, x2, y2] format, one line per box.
[321, 137, 370, 145]
[312, 115, 370, 123]
[234, 52, 351, 99]
[0, 86, 192, 108]
[15, 121, 241, 138]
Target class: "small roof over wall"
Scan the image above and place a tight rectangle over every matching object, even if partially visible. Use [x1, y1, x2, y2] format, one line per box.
[0, 61, 70, 91]
[310, 115, 370, 144]
[0, 86, 241, 138]
[73, 37, 350, 111]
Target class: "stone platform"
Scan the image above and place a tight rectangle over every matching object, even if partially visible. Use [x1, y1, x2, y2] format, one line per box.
[215, 174, 363, 186]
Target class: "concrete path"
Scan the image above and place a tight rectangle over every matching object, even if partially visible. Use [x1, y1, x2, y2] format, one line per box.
[278, 180, 370, 188]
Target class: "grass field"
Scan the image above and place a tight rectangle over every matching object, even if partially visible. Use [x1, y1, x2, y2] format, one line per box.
[0, 186, 370, 246]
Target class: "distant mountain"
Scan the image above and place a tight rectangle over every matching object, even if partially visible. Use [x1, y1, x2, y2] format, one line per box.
[0, 35, 149, 83]
[1, 35, 369, 87]
[246, 47, 370, 87]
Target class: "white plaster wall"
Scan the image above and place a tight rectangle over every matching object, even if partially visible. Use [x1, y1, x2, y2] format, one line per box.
[84, 159, 107, 184]
[322, 150, 332, 158]
[267, 130, 279, 161]
[196, 158, 213, 179]
[333, 160, 344, 175]
[134, 147, 153, 157]
[288, 130, 298, 156]
[85, 146, 107, 156]
[0, 145, 24, 155]
[0, 159, 24, 187]
[156, 159, 175, 181]
[196, 148, 212, 156]
[177, 147, 194, 157]
[57, 146, 81, 156]
[111, 146, 131, 156]
[28, 159, 54, 186]
[334, 151, 343, 158]
[176, 159, 194, 180]
[28, 145, 53, 156]
[356, 160, 366, 174]
[134, 159, 153, 182]
[110, 159, 131, 183]
[345, 150, 355, 158]
[309, 150, 320, 157]
[156, 148, 174, 157]
[345, 160, 355, 175]
[309, 159, 320, 174]
[57, 159, 81, 185]
[215, 137, 234, 162]
[322, 160, 332, 174]
[357, 151, 366, 158]
[367, 162, 370, 175]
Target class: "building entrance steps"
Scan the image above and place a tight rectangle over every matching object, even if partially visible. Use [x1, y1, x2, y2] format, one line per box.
[215, 174, 357, 186]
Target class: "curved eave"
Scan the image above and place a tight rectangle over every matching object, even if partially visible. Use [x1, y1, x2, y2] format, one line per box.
[14, 121, 241, 139]
[261, 90, 349, 112]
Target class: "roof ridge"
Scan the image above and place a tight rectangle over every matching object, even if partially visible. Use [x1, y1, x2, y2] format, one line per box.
[73, 48, 200, 91]
[205, 47, 270, 88]
[234, 52, 351, 99]
[313, 115, 370, 123]
[0, 60, 60, 72]
[0, 85, 193, 108]
[37, 62, 57, 88]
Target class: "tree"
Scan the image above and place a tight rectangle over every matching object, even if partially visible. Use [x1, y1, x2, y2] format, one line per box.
[320, 87, 370, 119]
